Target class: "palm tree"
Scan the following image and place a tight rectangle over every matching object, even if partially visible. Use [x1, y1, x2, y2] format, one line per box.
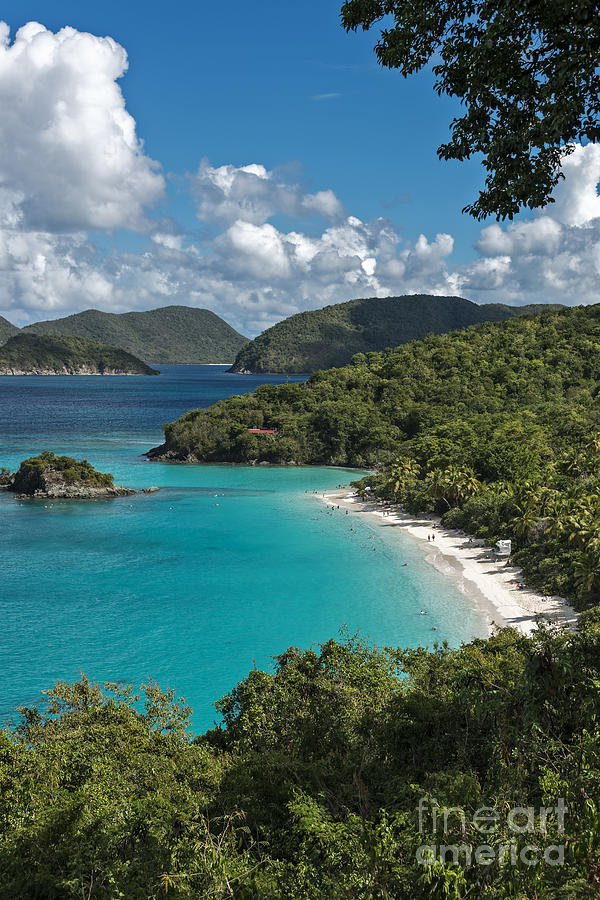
[456, 469, 481, 502]
[565, 515, 600, 550]
[574, 550, 600, 597]
[560, 494, 600, 546]
[535, 487, 562, 516]
[586, 433, 600, 454]
[544, 497, 570, 538]
[511, 505, 540, 543]
[426, 468, 453, 510]
[385, 458, 421, 501]
[426, 466, 480, 509]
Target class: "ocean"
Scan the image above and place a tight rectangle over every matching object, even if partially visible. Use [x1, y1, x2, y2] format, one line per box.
[0, 365, 486, 729]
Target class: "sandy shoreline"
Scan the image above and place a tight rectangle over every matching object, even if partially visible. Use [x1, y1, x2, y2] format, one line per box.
[320, 490, 578, 637]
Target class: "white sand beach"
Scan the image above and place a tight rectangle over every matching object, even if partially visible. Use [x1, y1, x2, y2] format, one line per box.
[321, 490, 578, 637]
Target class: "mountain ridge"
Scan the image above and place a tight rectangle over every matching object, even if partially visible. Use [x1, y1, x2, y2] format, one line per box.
[229, 294, 564, 374]
[21, 305, 248, 364]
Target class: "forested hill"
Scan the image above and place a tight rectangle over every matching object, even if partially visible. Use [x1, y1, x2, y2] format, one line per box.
[0, 334, 158, 375]
[153, 303, 592, 468]
[229, 294, 562, 373]
[0, 314, 19, 345]
[150, 304, 600, 608]
[23, 306, 248, 364]
[4, 622, 600, 899]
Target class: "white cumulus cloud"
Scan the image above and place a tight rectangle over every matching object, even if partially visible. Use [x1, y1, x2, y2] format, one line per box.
[191, 160, 345, 226]
[550, 143, 600, 227]
[459, 143, 600, 304]
[0, 21, 164, 232]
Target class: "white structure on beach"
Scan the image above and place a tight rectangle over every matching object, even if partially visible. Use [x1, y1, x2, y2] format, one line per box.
[496, 539, 512, 556]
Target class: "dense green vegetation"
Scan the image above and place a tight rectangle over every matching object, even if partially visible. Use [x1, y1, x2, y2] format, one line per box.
[152, 305, 600, 608]
[0, 314, 19, 346]
[341, 0, 600, 221]
[2, 623, 600, 897]
[10, 451, 114, 489]
[23, 305, 248, 364]
[229, 295, 562, 373]
[0, 333, 158, 375]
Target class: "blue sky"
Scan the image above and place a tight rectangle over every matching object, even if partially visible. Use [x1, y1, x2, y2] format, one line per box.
[0, 2, 598, 334]
[0, 0, 476, 236]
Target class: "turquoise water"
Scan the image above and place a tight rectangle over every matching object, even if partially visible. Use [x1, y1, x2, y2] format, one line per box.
[0, 366, 486, 729]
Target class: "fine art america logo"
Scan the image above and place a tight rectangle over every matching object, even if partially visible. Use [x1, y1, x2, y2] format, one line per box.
[416, 797, 566, 867]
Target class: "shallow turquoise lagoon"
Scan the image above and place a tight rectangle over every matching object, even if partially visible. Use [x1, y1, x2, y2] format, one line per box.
[0, 366, 486, 728]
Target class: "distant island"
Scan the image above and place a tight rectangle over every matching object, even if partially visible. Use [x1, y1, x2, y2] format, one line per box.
[3, 452, 140, 499]
[1, 305, 250, 364]
[229, 294, 563, 374]
[0, 334, 158, 375]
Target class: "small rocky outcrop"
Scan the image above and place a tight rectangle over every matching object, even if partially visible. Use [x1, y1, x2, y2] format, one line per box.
[4, 452, 142, 500]
[145, 443, 192, 462]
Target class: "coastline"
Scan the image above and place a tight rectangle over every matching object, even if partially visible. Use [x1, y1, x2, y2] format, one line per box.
[321, 490, 578, 637]
[0, 370, 155, 376]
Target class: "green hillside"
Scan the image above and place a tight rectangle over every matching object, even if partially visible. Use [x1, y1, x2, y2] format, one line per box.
[229, 294, 563, 373]
[150, 304, 600, 609]
[0, 334, 158, 375]
[23, 305, 248, 364]
[0, 315, 19, 345]
[4, 622, 600, 899]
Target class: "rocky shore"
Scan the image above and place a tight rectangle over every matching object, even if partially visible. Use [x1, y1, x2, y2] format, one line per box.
[2, 452, 159, 500]
[145, 443, 191, 462]
[0, 366, 155, 376]
[145, 443, 296, 465]
[11, 481, 136, 500]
